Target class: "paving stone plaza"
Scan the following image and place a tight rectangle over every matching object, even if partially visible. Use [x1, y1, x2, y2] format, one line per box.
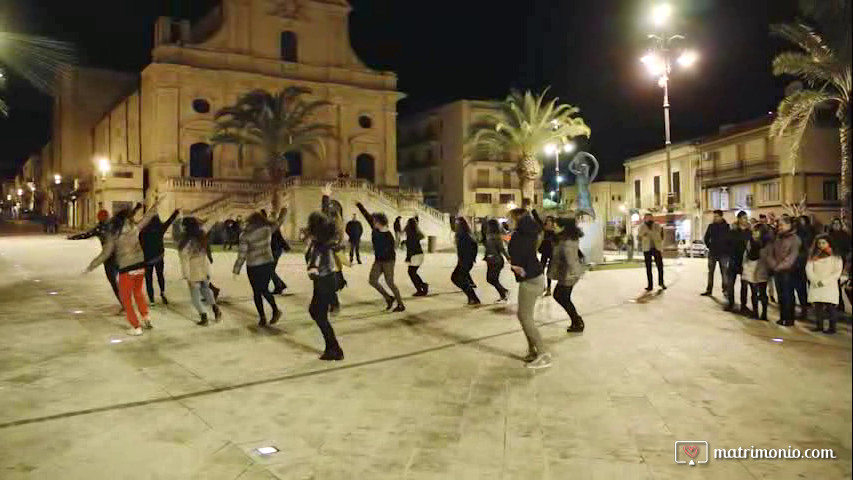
[0, 232, 850, 479]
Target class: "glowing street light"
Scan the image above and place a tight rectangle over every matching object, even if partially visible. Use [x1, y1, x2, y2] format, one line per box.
[555, 175, 564, 184]
[5, 194, 10, 201]
[53, 173, 61, 185]
[651, 3, 672, 26]
[16, 188, 23, 196]
[543, 143, 557, 155]
[562, 142, 576, 154]
[97, 156, 111, 177]
[677, 50, 699, 68]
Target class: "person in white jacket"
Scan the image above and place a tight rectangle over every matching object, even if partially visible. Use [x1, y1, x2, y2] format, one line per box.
[805, 234, 844, 334]
[173, 214, 222, 326]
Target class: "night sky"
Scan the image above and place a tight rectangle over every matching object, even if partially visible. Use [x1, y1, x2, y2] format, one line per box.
[0, 0, 799, 180]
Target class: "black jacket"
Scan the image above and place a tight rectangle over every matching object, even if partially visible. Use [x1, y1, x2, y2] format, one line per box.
[508, 213, 543, 282]
[345, 220, 363, 241]
[139, 211, 179, 262]
[69, 221, 110, 245]
[271, 228, 288, 256]
[404, 231, 424, 262]
[455, 231, 478, 266]
[356, 203, 395, 262]
[728, 226, 752, 273]
[704, 221, 732, 257]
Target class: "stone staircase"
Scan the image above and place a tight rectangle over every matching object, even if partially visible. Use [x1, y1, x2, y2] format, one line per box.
[158, 177, 454, 249]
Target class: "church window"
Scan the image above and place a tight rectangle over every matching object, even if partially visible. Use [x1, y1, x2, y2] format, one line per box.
[192, 99, 210, 114]
[281, 31, 298, 62]
[358, 115, 372, 129]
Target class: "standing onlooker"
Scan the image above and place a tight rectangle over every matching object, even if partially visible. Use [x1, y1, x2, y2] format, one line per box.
[174, 215, 222, 326]
[233, 208, 287, 327]
[507, 208, 551, 369]
[393, 216, 403, 250]
[742, 225, 771, 320]
[450, 216, 481, 305]
[806, 234, 843, 334]
[140, 209, 180, 305]
[726, 211, 752, 312]
[403, 218, 428, 296]
[549, 217, 586, 332]
[638, 213, 665, 291]
[827, 217, 851, 311]
[483, 218, 510, 302]
[68, 209, 123, 312]
[794, 215, 815, 318]
[702, 209, 732, 296]
[356, 202, 406, 312]
[223, 219, 236, 250]
[766, 216, 802, 326]
[345, 214, 363, 264]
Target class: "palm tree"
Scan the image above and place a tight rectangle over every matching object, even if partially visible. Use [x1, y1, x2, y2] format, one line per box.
[771, 0, 851, 223]
[211, 86, 335, 209]
[465, 89, 591, 206]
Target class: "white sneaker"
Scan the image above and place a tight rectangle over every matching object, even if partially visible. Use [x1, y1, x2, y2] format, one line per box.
[127, 327, 143, 336]
[524, 353, 552, 369]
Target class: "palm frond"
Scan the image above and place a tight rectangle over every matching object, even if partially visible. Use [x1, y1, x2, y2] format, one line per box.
[0, 97, 8, 117]
[771, 89, 832, 174]
[772, 51, 840, 86]
[772, 23, 835, 62]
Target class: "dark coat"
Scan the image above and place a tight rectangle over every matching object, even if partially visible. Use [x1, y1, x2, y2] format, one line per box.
[704, 221, 732, 257]
[508, 213, 543, 282]
[139, 211, 179, 262]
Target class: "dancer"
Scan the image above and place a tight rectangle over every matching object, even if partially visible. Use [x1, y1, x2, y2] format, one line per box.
[140, 208, 179, 305]
[233, 207, 287, 326]
[320, 184, 347, 315]
[450, 215, 481, 305]
[741, 225, 771, 320]
[638, 213, 665, 291]
[533, 212, 556, 296]
[767, 216, 801, 326]
[260, 209, 289, 294]
[393, 216, 403, 250]
[345, 213, 363, 264]
[483, 218, 509, 302]
[403, 217, 429, 296]
[355, 202, 406, 312]
[305, 211, 345, 360]
[507, 208, 551, 369]
[174, 214, 222, 325]
[85, 198, 163, 335]
[549, 217, 585, 332]
[68, 209, 122, 312]
[806, 234, 843, 334]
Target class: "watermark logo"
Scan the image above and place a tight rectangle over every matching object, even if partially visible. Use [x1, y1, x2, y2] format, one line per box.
[675, 441, 709, 466]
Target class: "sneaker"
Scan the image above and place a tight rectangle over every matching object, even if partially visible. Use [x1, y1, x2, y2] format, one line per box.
[142, 318, 153, 329]
[385, 297, 395, 311]
[496, 295, 508, 304]
[160, 294, 169, 305]
[524, 353, 552, 369]
[197, 313, 209, 326]
[127, 327, 143, 336]
[700, 291, 712, 296]
[644, 286, 653, 292]
[522, 351, 538, 363]
[270, 310, 282, 325]
[212, 305, 222, 322]
[412, 290, 427, 297]
[392, 304, 406, 313]
[422, 284, 429, 295]
[659, 284, 667, 290]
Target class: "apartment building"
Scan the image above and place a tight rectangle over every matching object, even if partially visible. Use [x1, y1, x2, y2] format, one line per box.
[398, 99, 542, 217]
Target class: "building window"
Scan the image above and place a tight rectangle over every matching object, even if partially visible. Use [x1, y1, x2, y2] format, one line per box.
[358, 115, 372, 129]
[499, 193, 515, 204]
[113, 171, 133, 179]
[594, 196, 598, 203]
[476, 169, 489, 187]
[475, 193, 493, 204]
[285, 151, 302, 177]
[634, 179, 641, 208]
[356, 153, 375, 183]
[672, 171, 681, 203]
[611, 195, 615, 201]
[618, 195, 622, 201]
[653, 175, 661, 206]
[503, 171, 512, 188]
[280, 31, 298, 62]
[192, 99, 210, 114]
[761, 182, 780, 202]
[189, 143, 213, 178]
[823, 181, 839, 201]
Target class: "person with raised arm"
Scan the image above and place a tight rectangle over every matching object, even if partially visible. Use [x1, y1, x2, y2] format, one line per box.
[68, 209, 122, 312]
[355, 201, 405, 312]
[84, 198, 163, 336]
[233, 206, 287, 327]
[139, 207, 180, 305]
[173, 212, 222, 326]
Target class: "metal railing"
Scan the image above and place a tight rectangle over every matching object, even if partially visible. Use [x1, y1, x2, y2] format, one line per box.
[698, 157, 780, 186]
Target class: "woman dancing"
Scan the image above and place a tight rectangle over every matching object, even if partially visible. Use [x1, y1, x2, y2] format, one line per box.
[450, 216, 481, 305]
[403, 217, 429, 296]
[233, 207, 287, 326]
[356, 202, 406, 312]
[174, 214, 222, 326]
[305, 211, 345, 360]
[483, 218, 510, 302]
[549, 217, 585, 332]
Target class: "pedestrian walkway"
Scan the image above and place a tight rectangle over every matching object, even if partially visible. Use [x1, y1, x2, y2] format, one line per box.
[0, 234, 850, 479]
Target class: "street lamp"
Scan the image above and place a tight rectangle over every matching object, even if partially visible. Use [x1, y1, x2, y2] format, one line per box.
[97, 156, 111, 178]
[641, 3, 697, 212]
[16, 188, 22, 196]
[53, 174, 61, 185]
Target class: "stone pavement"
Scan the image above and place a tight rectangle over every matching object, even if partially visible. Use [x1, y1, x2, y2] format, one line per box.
[0, 233, 850, 479]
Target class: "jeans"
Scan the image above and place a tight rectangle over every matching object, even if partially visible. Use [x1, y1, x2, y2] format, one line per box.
[643, 249, 664, 288]
[451, 262, 480, 302]
[309, 274, 342, 352]
[407, 266, 427, 292]
[706, 255, 730, 294]
[144, 258, 166, 302]
[748, 282, 768, 318]
[270, 252, 286, 292]
[794, 266, 809, 309]
[486, 257, 508, 298]
[553, 284, 580, 321]
[188, 280, 216, 315]
[776, 270, 796, 324]
[517, 275, 546, 355]
[726, 269, 749, 309]
[118, 271, 148, 328]
[369, 260, 404, 305]
[247, 263, 279, 320]
[104, 255, 121, 305]
[349, 240, 361, 263]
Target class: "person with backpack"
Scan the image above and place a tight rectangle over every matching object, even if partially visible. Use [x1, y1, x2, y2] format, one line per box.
[806, 233, 844, 334]
[549, 216, 586, 332]
[139, 208, 180, 305]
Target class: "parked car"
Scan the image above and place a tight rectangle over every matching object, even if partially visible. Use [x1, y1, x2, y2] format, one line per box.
[678, 239, 708, 258]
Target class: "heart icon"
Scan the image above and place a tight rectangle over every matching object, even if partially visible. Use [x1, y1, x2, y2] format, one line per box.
[683, 445, 700, 458]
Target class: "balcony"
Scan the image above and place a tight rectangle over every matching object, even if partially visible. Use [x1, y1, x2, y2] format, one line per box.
[699, 156, 780, 187]
[398, 127, 440, 148]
